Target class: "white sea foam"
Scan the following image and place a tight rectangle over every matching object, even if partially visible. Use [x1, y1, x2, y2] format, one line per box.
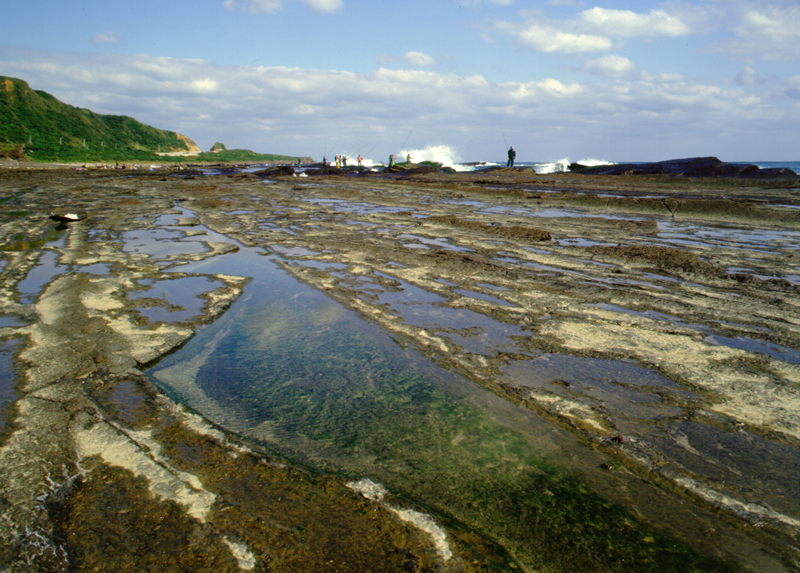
[399, 144, 463, 169]
[535, 158, 615, 174]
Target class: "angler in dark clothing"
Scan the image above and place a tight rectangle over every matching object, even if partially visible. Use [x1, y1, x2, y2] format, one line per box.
[507, 146, 516, 168]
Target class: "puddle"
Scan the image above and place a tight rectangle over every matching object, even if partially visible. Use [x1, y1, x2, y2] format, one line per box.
[374, 274, 447, 304]
[656, 222, 800, 253]
[649, 419, 800, 519]
[588, 303, 800, 363]
[476, 283, 510, 291]
[397, 234, 473, 252]
[290, 260, 348, 270]
[302, 198, 421, 217]
[0, 229, 67, 252]
[130, 276, 224, 323]
[91, 377, 153, 428]
[17, 251, 66, 303]
[705, 334, 800, 364]
[502, 354, 689, 412]
[558, 238, 617, 247]
[122, 229, 209, 259]
[270, 245, 321, 257]
[0, 317, 25, 328]
[78, 263, 111, 275]
[368, 277, 525, 355]
[454, 289, 516, 307]
[0, 339, 21, 433]
[587, 303, 708, 330]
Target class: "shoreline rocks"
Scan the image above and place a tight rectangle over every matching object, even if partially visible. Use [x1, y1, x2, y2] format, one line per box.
[570, 156, 798, 178]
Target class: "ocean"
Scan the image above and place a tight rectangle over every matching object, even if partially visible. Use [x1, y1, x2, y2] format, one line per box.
[517, 159, 800, 175]
[379, 145, 800, 175]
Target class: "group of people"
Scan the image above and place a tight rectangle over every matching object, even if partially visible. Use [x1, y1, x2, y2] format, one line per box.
[322, 154, 366, 168]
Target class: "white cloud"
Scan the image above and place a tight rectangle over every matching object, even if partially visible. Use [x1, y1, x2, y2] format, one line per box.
[709, 3, 800, 61]
[736, 66, 763, 86]
[578, 8, 693, 37]
[303, 0, 343, 13]
[549, 0, 583, 6]
[513, 24, 612, 53]
[93, 32, 122, 45]
[191, 78, 220, 93]
[403, 52, 436, 68]
[224, 0, 281, 14]
[497, 6, 696, 55]
[223, 0, 343, 14]
[585, 55, 637, 77]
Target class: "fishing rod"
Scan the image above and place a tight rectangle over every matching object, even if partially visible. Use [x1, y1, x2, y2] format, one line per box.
[350, 141, 371, 157]
[500, 126, 509, 150]
[324, 140, 339, 163]
[345, 140, 361, 157]
[363, 140, 381, 159]
[397, 121, 419, 156]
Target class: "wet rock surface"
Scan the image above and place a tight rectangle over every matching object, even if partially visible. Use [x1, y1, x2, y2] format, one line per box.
[1, 165, 800, 571]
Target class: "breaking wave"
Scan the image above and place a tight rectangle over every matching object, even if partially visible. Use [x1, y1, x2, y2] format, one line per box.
[398, 145, 464, 169]
[534, 158, 615, 174]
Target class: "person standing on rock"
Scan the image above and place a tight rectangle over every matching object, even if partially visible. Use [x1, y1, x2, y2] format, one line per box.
[507, 146, 516, 168]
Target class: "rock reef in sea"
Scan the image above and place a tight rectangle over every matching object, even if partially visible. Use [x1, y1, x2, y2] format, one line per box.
[569, 156, 797, 178]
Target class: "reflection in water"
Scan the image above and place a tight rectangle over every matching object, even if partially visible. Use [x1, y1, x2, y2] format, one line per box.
[130, 276, 224, 323]
[17, 251, 65, 303]
[122, 229, 209, 258]
[0, 339, 21, 433]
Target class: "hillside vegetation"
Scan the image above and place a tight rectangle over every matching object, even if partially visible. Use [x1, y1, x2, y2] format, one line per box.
[0, 76, 300, 164]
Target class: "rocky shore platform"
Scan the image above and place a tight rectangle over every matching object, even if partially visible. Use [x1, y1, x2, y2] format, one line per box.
[1, 163, 800, 571]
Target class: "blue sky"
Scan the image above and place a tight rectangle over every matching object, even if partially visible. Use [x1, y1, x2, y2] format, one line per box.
[2, 0, 799, 163]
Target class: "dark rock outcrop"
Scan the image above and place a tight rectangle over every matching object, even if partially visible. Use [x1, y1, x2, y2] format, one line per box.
[254, 165, 295, 177]
[570, 157, 797, 178]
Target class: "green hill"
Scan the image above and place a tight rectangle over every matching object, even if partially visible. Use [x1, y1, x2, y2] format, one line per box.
[0, 76, 200, 162]
[0, 76, 302, 164]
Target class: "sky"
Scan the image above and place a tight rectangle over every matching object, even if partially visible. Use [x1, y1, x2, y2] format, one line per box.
[1, 0, 799, 164]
